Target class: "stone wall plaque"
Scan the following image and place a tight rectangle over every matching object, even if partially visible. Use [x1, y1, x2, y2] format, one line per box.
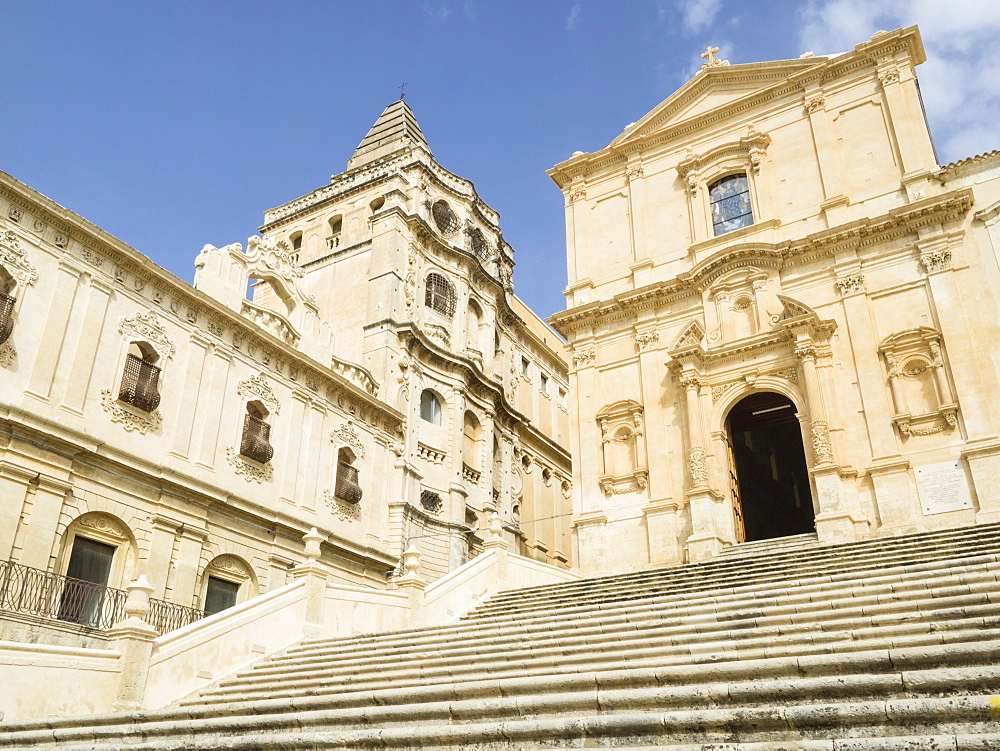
[914, 461, 973, 516]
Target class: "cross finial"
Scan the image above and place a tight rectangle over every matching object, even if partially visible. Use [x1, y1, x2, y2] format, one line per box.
[700, 45, 729, 70]
[398, 81, 408, 100]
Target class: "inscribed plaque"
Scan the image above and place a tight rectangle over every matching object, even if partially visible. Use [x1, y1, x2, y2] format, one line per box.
[915, 461, 973, 516]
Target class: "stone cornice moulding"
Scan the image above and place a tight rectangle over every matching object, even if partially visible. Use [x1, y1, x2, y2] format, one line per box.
[548, 26, 925, 189]
[0, 172, 405, 442]
[548, 189, 973, 337]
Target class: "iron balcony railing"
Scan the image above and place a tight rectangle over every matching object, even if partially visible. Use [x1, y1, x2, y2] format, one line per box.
[0, 292, 14, 345]
[335, 462, 362, 504]
[118, 353, 161, 412]
[0, 559, 206, 634]
[240, 413, 274, 464]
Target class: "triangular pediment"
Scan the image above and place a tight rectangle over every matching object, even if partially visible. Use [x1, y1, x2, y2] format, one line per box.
[610, 58, 827, 149]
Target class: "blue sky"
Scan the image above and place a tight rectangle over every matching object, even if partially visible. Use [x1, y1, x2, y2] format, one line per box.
[2, 1, 997, 322]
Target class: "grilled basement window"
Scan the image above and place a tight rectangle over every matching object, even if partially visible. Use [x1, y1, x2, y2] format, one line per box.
[420, 490, 443, 513]
[335, 448, 362, 504]
[118, 344, 161, 412]
[240, 403, 274, 464]
[0, 290, 14, 345]
[425, 273, 456, 318]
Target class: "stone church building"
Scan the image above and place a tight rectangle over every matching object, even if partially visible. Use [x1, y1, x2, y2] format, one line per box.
[549, 25, 1000, 574]
[1, 24, 999, 747]
[0, 97, 571, 640]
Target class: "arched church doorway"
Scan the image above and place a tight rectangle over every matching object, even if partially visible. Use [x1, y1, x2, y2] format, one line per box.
[725, 391, 815, 543]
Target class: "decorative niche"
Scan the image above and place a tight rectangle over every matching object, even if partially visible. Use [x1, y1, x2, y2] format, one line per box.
[596, 399, 648, 495]
[879, 328, 958, 437]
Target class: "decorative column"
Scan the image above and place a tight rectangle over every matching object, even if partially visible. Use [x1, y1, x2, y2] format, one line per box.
[680, 369, 724, 561]
[795, 337, 864, 542]
[625, 163, 648, 266]
[448, 386, 470, 567]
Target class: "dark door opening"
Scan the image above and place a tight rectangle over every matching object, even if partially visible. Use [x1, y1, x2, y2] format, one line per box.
[726, 392, 815, 543]
[59, 536, 116, 627]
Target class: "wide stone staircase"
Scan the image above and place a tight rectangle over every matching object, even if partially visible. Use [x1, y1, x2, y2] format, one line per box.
[3, 523, 1000, 749]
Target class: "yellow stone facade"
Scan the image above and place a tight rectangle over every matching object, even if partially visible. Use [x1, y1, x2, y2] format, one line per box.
[549, 26, 1000, 574]
[0, 99, 571, 641]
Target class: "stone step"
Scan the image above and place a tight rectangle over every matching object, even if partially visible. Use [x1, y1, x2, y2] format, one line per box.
[191, 616, 1000, 705]
[5, 642, 1000, 748]
[715, 532, 821, 557]
[239, 581, 1000, 683]
[468, 540, 1000, 617]
[9, 695, 1000, 748]
[273, 556, 999, 663]
[470, 523, 1000, 605]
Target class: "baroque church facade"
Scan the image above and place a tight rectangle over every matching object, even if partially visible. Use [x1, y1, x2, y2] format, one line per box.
[0, 99, 571, 634]
[549, 26, 1000, 574]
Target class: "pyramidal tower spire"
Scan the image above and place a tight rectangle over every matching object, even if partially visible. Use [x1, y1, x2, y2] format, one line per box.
[347, 100, 431, 170]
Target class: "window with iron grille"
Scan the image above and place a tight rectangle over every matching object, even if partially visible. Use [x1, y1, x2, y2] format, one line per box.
[420, 489, 443, 513]
[432, 200, 459, 236]
[240, 413, 274, 464]
[118, 353, 162, 412]
[424, 273, 456, 318]
[335, 460, 363, 504]
[469, 228, 489, 261]
[0, 292, 14, 345]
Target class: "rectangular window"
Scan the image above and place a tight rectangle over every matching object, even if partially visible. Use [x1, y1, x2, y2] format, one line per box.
[205, 576, 240, 615]
[59, 536, 116, 627]
[540, 373, 549, 393]
[521, 357, 530, 376]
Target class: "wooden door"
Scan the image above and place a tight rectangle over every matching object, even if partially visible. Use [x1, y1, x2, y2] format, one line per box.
[723, 431, 746, 543]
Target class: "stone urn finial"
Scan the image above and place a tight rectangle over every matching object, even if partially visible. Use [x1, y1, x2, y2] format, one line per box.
[488, 511, 504, 539]
[123, 575, 155, 622]
[402, 542, 421, 576]
[303, 527, 325, 561]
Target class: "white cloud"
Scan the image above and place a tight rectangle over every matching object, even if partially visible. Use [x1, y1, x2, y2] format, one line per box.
[677, 0, 722, 34]
[421, 3, 451, 23]
[567, 3, 581, 31]
[797, 0, 1000, 163]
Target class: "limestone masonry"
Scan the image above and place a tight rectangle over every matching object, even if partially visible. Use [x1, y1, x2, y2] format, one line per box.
[1, 24, 999, 748]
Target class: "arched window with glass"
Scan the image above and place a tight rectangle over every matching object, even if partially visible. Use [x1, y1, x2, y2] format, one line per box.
[420, 389, 443, 425]
[709, 174, 754, 236]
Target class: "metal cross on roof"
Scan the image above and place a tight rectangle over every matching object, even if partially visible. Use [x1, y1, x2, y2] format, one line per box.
[398, 81, 408, 100]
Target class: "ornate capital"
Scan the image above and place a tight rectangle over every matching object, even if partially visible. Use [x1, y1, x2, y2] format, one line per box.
[569, 187, 587, 203]
[572, 347, 596, 367]
[634, 330, 659, 352]
[879, 67, 901, 86]
[795, 345, 818, 363]
[805, 96, 826, 114]
[625, 165, 644, 182]
[679, 373, 703, 391]
[919, 248, 952, 274]
[835, 272, 865, 297]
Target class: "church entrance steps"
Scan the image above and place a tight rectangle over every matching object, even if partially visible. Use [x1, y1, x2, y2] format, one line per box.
[209, 555, 998, 691]
[464, 522, 1000, 618]
[1, 523, 999, 747]
[715, 532, 820, 559]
